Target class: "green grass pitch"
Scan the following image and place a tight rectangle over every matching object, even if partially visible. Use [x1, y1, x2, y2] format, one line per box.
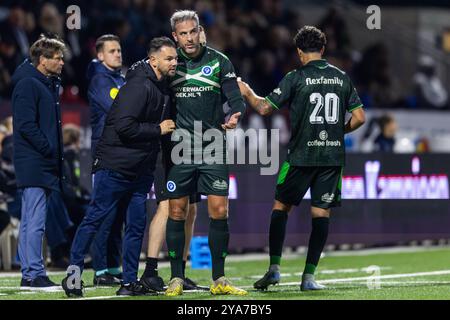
[2, 247, 450, 300]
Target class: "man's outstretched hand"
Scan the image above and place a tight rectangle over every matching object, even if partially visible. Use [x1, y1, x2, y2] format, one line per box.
[221, 112, 241, 130]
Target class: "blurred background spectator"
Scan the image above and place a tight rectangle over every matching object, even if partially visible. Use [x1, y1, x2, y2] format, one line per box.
[0, 117, 14, 235]
[374, 114, 397, 152]
[0, 0, 449, 270]
[0, 1, 448, 114]
[354, 43, 403, 109]
[0, 0, 448, 159]
[61, 124, 90, 247]
[413, 55, 448, 110]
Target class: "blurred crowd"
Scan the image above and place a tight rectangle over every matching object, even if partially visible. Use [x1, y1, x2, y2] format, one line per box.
[1, 0, 448, 112]
[1, 0, 449, 268]
[0, 117, 90, 268]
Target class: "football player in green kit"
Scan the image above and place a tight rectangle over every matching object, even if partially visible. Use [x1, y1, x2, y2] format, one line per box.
[164, 10, 247, 297]
[238, 26, 366, 291]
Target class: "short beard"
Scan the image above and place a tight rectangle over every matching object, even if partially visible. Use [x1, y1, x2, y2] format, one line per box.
[157, 67, 168, 79]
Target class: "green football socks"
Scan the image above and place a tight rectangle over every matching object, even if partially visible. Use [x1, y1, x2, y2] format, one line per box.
[269, 210, 288, 268]
[166, 218, 186, 279]
[209, 218, 229, 281]
[304, 217, 329, 275]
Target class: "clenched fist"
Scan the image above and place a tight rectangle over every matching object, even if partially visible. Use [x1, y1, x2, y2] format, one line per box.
[159, 119, 176, 135]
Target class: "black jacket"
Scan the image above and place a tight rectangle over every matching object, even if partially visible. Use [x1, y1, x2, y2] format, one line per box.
[93, 59, 171, 180]
[11, 59, 64, 191]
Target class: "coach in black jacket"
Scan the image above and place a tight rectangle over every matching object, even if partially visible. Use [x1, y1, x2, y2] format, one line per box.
[63, 37, 177, 297]
[93, 56, 170, 179]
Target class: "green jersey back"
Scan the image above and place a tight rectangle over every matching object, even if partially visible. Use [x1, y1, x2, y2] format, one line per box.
[265, 59, 363, 166]
[170, 46, 245, 160]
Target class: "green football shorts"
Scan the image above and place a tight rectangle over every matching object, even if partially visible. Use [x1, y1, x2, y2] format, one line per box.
[275, 161, 343, 208]
[165, 163, 229, 198]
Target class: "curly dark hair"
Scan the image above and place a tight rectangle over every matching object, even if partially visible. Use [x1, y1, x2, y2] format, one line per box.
[294, 26, 327, 53]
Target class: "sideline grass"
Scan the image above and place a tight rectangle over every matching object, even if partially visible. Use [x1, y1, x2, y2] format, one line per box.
[2, 247, 450, 300]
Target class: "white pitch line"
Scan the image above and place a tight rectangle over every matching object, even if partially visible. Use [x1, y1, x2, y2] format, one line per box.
[65, 289, 210, 300]
[0, 271, 67, 278]
[62, 278, 450, 300]
[1, 245, 449, 279]
[4, 269, 450, 299]
[62, 271, 450, 300]
[0, 286, 103, 293]
[320, 270, 450, 283]
[325, 281, 450, 285]
[67, 295, 129, 300]
[4, 278, 450, 300]
[234, 267, 393, 281]
[239, 269, 450, 288]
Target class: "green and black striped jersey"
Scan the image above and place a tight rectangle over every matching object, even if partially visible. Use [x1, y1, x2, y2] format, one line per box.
[170, 46, 245, 160]
[265, 59, 363, 166]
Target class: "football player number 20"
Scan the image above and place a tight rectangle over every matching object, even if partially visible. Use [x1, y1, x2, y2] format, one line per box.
[309, 92, 339, 124]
